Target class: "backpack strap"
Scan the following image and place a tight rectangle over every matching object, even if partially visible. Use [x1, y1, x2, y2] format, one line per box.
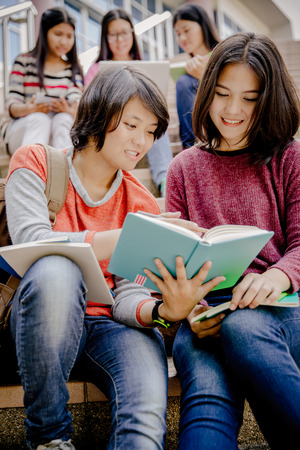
[42, 144, 69, 225]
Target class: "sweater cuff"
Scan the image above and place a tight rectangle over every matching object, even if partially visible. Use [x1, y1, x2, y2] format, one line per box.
[136, 299, 153, 327]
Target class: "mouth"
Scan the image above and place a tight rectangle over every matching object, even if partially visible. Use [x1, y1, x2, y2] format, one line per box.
[125, 150, 140, 160]
[222, 118, 243, 126]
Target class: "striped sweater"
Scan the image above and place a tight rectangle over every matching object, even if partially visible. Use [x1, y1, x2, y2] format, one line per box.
[6, 53, 83, 111]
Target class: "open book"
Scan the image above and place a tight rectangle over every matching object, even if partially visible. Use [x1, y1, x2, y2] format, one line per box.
[170, 53, 212, 83]
[108, 212, 274, 293]
[0, 237, 114, 304]
[191, 292, 300, 323]
[170, 61, 187, 83]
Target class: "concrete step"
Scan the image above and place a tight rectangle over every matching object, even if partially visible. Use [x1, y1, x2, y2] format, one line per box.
[0, 398, 269, 450]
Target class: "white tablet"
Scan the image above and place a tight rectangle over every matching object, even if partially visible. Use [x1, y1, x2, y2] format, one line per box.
[34, 93, 60, 104]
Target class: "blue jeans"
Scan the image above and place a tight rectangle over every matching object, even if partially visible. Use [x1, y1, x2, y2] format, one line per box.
[146, 133, 173, 188]
[10, 256, 168, 449]
[176, 74, 199, 149]
[173, 306, 300, 450]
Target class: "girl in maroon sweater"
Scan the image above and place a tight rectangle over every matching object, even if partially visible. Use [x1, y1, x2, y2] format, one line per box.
[146, 33, 300, 449]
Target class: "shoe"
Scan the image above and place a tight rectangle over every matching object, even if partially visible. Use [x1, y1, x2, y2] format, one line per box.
[36, 439, 75, 449]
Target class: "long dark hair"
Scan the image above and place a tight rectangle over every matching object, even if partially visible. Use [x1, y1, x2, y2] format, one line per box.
[193, 32, 300, 164]
[96, 9, 141, 62]
[71, 65, 169, 152]
[29, 7, 83, 89]
[173, 3, 220, 53]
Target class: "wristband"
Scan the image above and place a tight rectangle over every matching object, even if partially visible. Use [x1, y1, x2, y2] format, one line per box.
[152, 300, 175, 329]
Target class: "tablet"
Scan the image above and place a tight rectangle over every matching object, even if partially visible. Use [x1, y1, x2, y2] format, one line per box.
[98, 60, 170, 96]
[34, 94, 60, 104]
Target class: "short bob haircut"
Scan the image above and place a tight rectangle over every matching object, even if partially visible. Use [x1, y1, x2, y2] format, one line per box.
[96, 8, 141, 62]
[71, 65, 169, 152]
[173, 3, 220, 53]
[193, 32, 300, 165]
[29, 7, 83, 90]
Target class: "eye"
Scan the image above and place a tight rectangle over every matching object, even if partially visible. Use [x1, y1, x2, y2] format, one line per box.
[215, 92, 228, 97]
[244, 97, 259, 102]
[125, 122, 136, 129]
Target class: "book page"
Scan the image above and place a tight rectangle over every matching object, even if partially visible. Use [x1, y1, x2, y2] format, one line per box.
[204, 225, 267, 243]
[135, 213, 201, 240]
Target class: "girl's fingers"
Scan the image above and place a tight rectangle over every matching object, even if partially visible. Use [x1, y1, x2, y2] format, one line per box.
[153, 258, 174, 282]
[143, 267, 165, 291]
[175, 256, 187, 282]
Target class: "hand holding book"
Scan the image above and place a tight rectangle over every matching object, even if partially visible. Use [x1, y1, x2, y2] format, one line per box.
[190, 291, 299, 324]
[144, 257, 225, 323]
[108, 212, 274, 293]
[229, 267, 292, 311]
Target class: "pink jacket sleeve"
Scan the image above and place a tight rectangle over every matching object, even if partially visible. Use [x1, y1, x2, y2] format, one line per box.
[84, 63, 99, 86]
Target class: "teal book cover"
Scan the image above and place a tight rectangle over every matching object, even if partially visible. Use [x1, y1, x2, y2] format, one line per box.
[108, 213, 274, 293]
[108, 213, 199, 292]
[185, 233, 274, 290]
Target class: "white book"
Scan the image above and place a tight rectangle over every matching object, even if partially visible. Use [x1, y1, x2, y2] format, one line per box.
[0, 237, 114, 305]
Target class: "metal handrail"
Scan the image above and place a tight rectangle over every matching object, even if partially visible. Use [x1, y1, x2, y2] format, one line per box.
[0, 1, 36, 19]
[1, 1, 37, 107]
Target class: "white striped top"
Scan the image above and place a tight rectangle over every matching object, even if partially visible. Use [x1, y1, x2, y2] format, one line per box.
[6, 53, 83, 110]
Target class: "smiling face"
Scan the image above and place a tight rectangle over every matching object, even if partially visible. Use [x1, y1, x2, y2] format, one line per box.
[47, 22, 75, 59]
[174, 19, 207, 56]
[209, 63, 260, 151]
[98, 97, 158, 173]
[107, 18, 134, 61]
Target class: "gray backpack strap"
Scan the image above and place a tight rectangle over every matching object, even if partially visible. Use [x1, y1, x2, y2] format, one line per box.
[42, 144, 69, 225]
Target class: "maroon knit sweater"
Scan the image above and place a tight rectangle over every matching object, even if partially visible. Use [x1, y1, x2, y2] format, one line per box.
[165, 140, 300, 292]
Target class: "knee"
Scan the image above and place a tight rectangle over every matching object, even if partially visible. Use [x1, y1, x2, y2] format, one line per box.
[176, 74, 196, 94]
[220, 309, 271, 364]
[15, 256, 86, 340]
[177, 74, 191, 90]
[19, 255, 86, 312]
[26, 112, 51, 129]
[52, 112, 74, 129]
[221, 309, 263, 340]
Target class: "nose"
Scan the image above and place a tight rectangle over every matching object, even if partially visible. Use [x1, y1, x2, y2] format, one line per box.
[224, 96, 242, 115]
[59, 35, 67, 46]
[116, 33, 125, 41]
[178, 34, 186, 43]
[132, 130, 146, 148]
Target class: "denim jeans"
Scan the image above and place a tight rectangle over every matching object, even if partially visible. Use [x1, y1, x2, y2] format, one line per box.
[173, 305, 300, 450]
[176, 74, 199, 149]
[146, 133, 173, 188]
[10, 256, 168, 449]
